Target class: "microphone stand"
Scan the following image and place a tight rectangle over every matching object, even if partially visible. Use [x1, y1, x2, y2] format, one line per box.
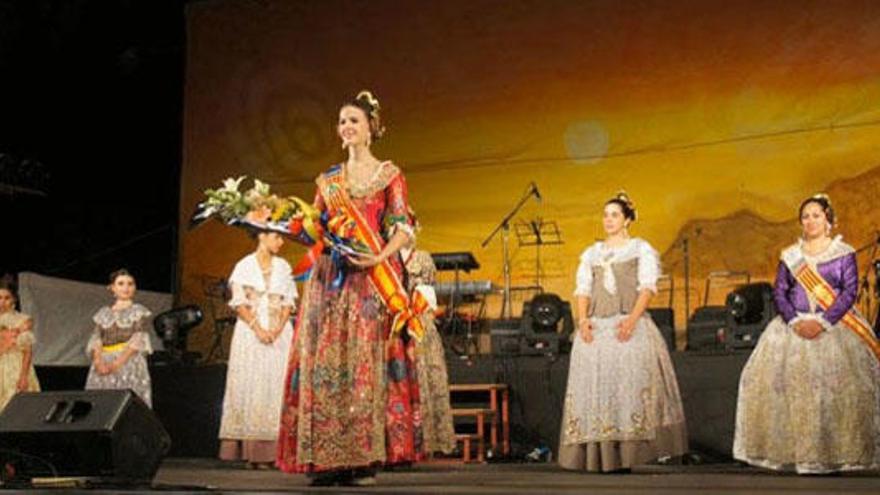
[482, 184, 539, 319]
[682, 237, 690, 325]
[855, 232, 880, 316]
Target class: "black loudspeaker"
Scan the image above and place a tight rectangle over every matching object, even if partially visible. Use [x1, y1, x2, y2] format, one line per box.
[647, 307, 676, 352]
[686, 306, 729, 351]
[0, 390, 171, 483]
[490, 318, 523, 355]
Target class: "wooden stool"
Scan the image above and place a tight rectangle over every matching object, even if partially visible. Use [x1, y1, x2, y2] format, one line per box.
[451, 408, 491, 463]
[455, 433, 482, 463]
[449, 383, 510, 456]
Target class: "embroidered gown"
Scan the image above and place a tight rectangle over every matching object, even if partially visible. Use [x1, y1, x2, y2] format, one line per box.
[0, 310, 40, 411]
[85, 303, 153, 407]
[734, 236, 880, 473]
[558, 238, 687, 472]
[404, 249, 456, 455]
[219, 253, 297, 463]
[277, 161, 423, 473]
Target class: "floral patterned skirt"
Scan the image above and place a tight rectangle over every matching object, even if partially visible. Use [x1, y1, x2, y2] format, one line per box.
[415, 315, 456, 455]
[276, 256, 422, 473]
[734, 316, 880, 473]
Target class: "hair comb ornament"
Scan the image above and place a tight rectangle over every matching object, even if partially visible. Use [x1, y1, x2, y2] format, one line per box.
[356, 90, 381, 118]
[355, 90, 385, 139]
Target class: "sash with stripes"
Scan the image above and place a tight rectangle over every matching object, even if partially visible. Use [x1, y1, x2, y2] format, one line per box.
[783, 250, 880, 362]
[313, 165, 426, 341]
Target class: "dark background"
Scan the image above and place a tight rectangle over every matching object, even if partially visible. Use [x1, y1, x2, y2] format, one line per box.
[0, 0, 186, 292]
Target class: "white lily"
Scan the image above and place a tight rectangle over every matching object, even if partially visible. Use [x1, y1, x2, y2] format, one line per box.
[221, 176, 246, 193]
[253, 178, 271, 196]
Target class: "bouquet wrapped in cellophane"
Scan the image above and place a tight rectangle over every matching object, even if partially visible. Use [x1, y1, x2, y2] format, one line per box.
[190, 176, 368, 259]
[190, 176, 427, 340]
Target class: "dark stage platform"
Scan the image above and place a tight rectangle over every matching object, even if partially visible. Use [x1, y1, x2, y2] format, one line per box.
[35, 350, 749, 461]
[445, 350, 750, 460]
[19, 458, 880, 494]
[23, 358, 880, 493]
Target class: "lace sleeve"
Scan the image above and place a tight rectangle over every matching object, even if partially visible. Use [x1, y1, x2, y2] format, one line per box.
[126, 331, 153, 354]
[16, 330, 35, 348]
[125, 312, 154, 354]
[636, 240, 660, 293]
[574, 247, 593, 297]
[86, 324, 103, 355]
[228, 282, 249, 309]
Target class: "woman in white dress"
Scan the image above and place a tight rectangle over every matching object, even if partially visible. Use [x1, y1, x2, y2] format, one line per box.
[733, 194, 880, 473]
[218, 230, 297, 469]
[558, 192, 687, 472]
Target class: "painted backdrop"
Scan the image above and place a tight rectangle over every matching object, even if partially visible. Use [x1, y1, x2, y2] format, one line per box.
[181, 0, 880, 354]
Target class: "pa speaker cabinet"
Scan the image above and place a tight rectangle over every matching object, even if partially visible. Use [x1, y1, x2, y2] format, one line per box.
[686, 306, 729, 351]
[647, 307, 676, 352]
[490, 318, 523, 355]
[0, 390, 171, 483]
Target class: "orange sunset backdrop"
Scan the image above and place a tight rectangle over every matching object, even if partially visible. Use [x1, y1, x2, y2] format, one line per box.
[180, 0, 880, 355]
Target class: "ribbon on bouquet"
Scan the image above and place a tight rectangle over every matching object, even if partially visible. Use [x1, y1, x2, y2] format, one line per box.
[300, 165, 426, 340]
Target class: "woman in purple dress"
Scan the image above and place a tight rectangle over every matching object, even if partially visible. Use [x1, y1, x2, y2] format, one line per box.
[733, 194, 880, 473]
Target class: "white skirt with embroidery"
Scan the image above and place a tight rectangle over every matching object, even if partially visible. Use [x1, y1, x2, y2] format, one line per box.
[560, 314, 686, 446]
[219, 318, 293, 441]
[733, 315, 880, 473]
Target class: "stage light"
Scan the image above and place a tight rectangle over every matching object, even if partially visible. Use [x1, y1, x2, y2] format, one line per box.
[725, 282, 774, 348]
[153, 305, 203, 354]
[528, 293, 566, 332]
[687, 282, 775, 351]
[726, 282, 774, 326]
[489, 294, 574, 356]
[725, 282, 774, 326]
[522, 293, 574, 355]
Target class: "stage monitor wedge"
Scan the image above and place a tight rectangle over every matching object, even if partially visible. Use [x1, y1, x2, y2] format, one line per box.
[0, 390, 170, 484]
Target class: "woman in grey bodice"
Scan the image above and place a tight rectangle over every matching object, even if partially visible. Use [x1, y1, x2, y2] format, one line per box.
[558, 192, 687, 472]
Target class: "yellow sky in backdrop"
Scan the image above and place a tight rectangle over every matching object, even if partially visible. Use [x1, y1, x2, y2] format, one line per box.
[181, 0, 880, 351]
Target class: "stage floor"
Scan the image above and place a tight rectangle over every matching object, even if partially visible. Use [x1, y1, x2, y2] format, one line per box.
[141, 458, 880, 494]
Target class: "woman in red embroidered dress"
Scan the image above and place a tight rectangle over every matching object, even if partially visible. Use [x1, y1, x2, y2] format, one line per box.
[276, 91, 422, 486]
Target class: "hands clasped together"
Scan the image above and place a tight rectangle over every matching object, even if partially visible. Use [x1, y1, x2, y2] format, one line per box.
[578, 316, 638, 344]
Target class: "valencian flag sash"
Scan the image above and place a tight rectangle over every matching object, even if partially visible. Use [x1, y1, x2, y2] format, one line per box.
[294, 165, 426, 341]
[783, 251, 880, 362]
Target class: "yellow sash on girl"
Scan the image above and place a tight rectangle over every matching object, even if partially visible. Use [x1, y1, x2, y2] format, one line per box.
[102, 342, 127, 353]
[316, 167, 425, 341]
[784, 253, 880, 362]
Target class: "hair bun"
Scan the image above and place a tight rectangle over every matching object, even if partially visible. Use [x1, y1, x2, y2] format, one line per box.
[356, 90, 380, 114]
[354, 90, 385, 139]
[614, 190, 637, 221]
[812, 192, 832, 207]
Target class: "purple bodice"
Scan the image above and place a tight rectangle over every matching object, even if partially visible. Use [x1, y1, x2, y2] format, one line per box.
[773, 252, 858, 325]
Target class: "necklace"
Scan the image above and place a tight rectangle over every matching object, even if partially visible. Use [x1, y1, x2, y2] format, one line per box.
[345, 161, 383, 197]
